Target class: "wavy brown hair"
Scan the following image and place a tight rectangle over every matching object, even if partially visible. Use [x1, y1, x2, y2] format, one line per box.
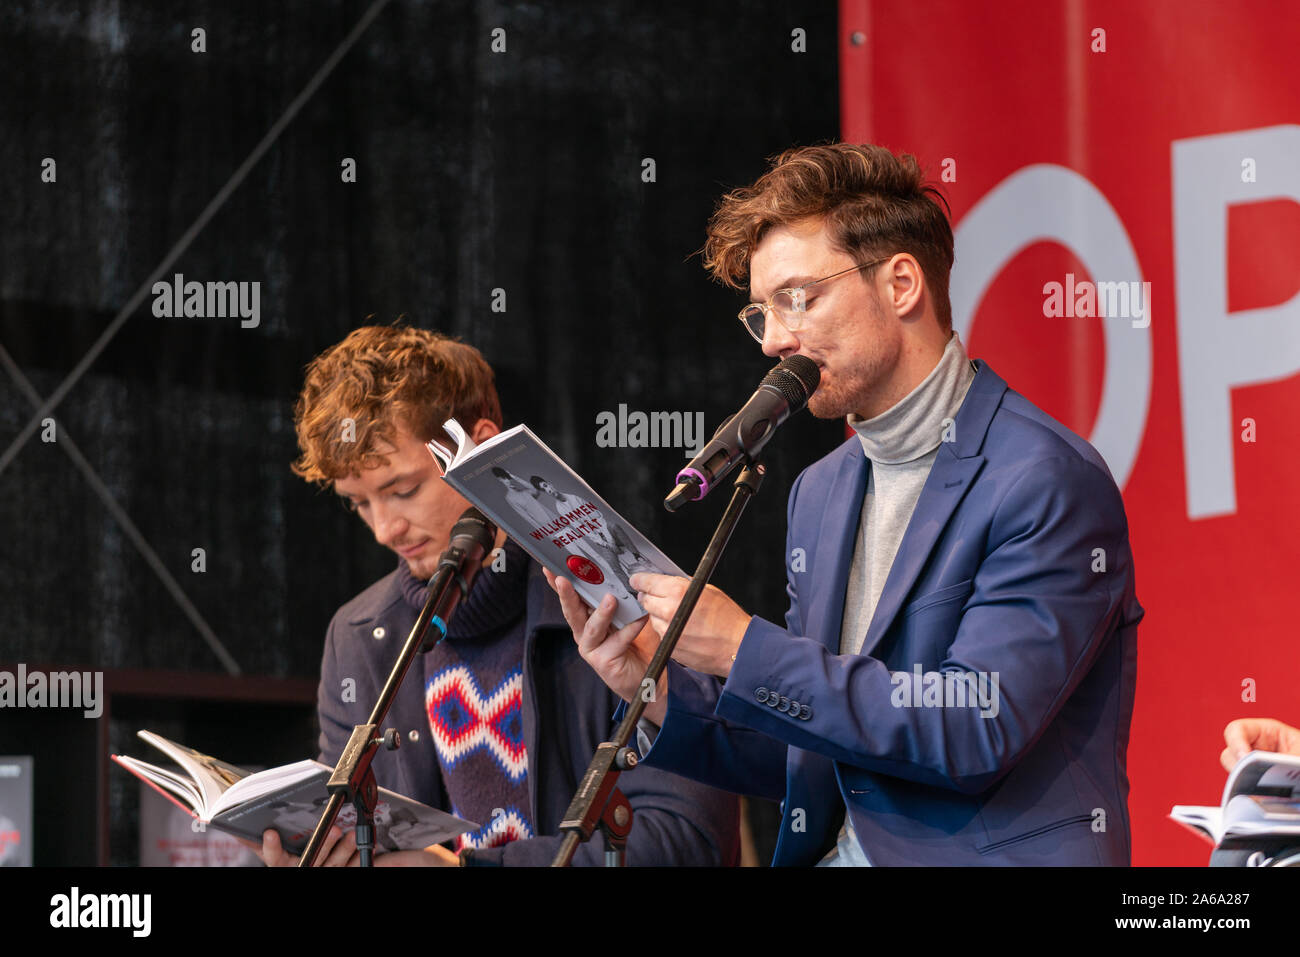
[702, 143, 955, 330]
[292, 324, 502, 484]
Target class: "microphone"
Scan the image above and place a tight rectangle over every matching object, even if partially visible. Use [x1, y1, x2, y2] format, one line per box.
[417, 507, 497, 651]
[665, 355, 819, 510]
[439, 507, 497, 572]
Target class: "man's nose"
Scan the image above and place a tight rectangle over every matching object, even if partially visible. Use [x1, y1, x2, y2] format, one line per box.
[761, 309, 800, 359]
[370, 501, 408, 546]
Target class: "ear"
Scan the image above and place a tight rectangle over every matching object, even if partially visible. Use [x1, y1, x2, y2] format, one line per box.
[883, 253, 926, 319]
[469, 418, 502, 444]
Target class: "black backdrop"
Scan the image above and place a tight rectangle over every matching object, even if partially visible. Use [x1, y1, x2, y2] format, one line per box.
[1, 1, 841, 860]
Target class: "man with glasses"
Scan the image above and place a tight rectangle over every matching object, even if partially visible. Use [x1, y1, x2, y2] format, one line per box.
[552, 143, 1143, 865]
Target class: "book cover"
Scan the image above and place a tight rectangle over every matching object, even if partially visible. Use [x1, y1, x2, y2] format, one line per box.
[429, 419, 686, 628]
[139, 780, 261, 866]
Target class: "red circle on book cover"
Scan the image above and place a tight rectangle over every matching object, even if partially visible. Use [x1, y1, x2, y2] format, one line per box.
[566, 555, 605, 584]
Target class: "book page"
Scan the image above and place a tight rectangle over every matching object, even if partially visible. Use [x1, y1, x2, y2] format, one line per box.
[1169, 805, 1220, 844]
[1222, 794, 1300, 838]
[137, 730, 251, 817]
[209, 759, 329, 819]
[212, 764, 475, 856]
[1222, 750, 1300, 805]
[427, 417, 507, 474]
[112, 754, 205, 815]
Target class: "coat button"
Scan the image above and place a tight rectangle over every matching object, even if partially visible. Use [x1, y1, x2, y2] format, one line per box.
[755, 686, 770, 704]
[408, 730, 420, 742]
[767, 694, 781, 708]
[777, 696, 790, 713]
[799, 704, 813, 720]
[372, 626, 386, 640]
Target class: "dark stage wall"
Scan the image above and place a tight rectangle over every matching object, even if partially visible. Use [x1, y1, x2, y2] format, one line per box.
[0, 0, 842, 678]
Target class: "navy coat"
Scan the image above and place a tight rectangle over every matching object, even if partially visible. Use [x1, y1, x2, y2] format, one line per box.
[636, 360, 1143, 865]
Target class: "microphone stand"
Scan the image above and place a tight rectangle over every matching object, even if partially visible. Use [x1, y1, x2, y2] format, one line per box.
[551, 457, 766, 866]
[298, 536, 477, 868]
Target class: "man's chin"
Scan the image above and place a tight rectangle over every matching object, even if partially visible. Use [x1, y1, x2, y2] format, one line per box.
[403, 556, 438, 581]
[808, 391, 852, 420]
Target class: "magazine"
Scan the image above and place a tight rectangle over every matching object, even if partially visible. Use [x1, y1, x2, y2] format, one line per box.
[1170, 750, 1300, 847]
[113, 731, 474, 856]
[428, 419, 686, 628]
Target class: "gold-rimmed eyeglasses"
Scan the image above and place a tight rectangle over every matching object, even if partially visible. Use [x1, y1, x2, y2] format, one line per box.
[738, 258, 889, 343]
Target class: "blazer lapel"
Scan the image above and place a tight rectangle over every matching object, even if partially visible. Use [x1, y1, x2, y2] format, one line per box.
[856, 360, 1008, 659]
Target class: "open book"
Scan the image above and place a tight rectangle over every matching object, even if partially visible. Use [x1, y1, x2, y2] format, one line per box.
[1170, 750, 1300, 847]
[113, 731, 474, 856]
[428, 419, 686, 628]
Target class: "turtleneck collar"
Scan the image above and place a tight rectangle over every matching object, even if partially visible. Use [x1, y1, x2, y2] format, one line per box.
[397, 538, 530, 641]
[846, 331, 975, 465]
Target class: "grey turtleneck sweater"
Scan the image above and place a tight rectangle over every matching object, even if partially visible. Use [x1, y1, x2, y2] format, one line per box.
[820, 331, 976, 866]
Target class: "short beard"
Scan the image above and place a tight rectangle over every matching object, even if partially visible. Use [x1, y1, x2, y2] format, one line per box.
[807, 380, 864, 420]
[807, 392, 845, 419]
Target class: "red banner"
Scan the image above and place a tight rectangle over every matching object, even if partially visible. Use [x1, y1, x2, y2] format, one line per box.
[840, 0, 1300, 864]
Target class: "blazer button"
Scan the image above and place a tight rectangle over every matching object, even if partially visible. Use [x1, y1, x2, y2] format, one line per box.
[778, 695, 791, 712]
[755, 687, 770, 704]
[767, 694, 781, 708]
[797, 704, 812, 720]
[788, 699, 801, 715]
[372, 626, 386, 640]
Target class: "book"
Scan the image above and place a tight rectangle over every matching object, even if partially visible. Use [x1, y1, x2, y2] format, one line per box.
[428, 419, 686, 628]
[1170, 750, 1300, 848]
[113, 731, 474, 857]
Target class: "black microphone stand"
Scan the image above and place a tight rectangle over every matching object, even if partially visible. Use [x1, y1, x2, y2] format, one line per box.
[551, 457, 766, 866]
[298, 534, 479, 868]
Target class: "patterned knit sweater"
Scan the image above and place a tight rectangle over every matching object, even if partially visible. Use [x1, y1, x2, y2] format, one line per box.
[398, 540, 535, 851]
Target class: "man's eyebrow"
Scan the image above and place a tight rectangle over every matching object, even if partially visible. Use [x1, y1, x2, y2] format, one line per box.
[750, 276, 816, 303]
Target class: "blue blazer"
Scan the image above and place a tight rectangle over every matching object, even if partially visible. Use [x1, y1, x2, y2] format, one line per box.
[641, 360, 1143, 865]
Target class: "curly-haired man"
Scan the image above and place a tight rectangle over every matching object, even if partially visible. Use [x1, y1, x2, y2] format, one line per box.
[261, 324, 738, 866]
